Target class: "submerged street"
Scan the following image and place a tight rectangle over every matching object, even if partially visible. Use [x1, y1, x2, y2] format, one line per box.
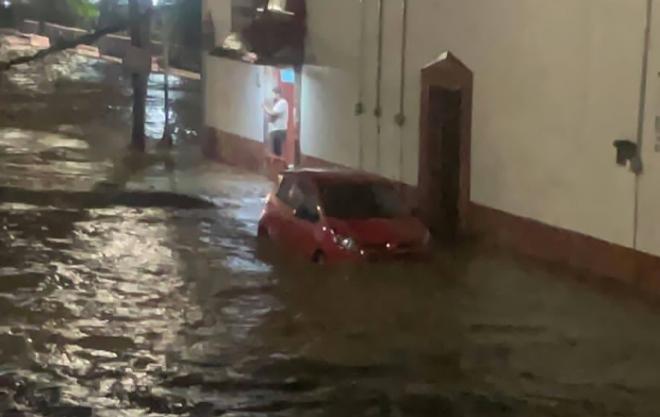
[2, 36, 660, 417]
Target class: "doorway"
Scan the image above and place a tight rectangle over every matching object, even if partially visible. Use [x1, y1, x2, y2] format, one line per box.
[427, 87, 461, 239]
[263, 66, 301, 167]
[418, 52, 473, 242]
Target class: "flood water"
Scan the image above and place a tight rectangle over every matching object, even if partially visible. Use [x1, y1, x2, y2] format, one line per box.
[2, 37, 660, 417]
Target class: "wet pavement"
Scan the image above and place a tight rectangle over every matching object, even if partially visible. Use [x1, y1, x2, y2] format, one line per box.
[2, 36, 660, 417]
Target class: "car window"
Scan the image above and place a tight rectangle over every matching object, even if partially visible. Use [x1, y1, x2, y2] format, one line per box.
[277, 176, 321, 222]
[277, 176, 308, 208]
[319, 181, 406, 219]
[276, 175, 296, 207]
[288, 183, 304, 209]
[295, 180, 320, 223]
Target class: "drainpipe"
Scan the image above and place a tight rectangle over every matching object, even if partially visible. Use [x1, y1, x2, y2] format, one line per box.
[395, 0, 408, 182]
[356, 0, 366, 169]
[633, 0, 653, 250]
[374, 0, 384, 172]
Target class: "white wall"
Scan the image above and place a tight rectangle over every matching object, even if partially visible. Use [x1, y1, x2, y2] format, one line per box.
[301, 65, 361, 167]
[205, 57, 266, 143]
[204, 0, 657, 252]
[203, 0, 265, 143]
[300, 0, 645, 249]
[637, 0, 660, 257]
[299, 0, 362, 168]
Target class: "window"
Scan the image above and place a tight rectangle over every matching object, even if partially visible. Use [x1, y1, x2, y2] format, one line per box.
[276, 175, 296, 207]
[319, 181, 406, 219]
[295, 180, 320, 223]
[276, 176, 306, 209]
[276, 176, 320, 222]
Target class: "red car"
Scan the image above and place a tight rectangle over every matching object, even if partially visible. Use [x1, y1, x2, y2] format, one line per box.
[258, 168, 431, 263]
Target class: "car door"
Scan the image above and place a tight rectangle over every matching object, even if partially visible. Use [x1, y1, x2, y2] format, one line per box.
[266, 174, 297, 244]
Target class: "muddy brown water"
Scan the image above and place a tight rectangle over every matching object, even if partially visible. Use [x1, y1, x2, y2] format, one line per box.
[1, 39, 660, 417]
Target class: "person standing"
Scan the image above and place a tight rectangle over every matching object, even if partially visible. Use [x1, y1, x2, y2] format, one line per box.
[264, 87, 289, 157]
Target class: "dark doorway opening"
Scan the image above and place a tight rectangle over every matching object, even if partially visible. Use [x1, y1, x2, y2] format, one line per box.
[418, 52, 473, 242]
[427, 87, 461, 240]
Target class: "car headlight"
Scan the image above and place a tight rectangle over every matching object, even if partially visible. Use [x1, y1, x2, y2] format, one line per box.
[334, 234, 359, 251]
[340, 236, 358, 251]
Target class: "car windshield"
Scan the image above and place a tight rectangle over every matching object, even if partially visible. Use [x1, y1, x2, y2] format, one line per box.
[319, 181, 407, 219]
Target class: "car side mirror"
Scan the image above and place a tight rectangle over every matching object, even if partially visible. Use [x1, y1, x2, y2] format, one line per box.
[295, 205, 320, 223]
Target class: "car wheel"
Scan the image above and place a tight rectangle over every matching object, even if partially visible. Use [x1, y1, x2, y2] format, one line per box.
[312, 251, 325, 265]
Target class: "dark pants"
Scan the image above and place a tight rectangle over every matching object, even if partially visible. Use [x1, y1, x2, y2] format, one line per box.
[270, 130, 287, 157]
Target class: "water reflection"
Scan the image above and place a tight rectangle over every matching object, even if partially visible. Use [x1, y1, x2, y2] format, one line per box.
[2, 162, 660, 416]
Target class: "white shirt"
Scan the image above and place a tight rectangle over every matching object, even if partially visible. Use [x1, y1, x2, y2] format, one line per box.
[268, 98, 289, 133]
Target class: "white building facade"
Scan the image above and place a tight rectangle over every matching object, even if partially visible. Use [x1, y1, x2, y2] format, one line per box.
[202, 0, 660, 285]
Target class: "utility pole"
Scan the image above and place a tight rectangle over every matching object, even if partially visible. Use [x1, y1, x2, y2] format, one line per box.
[128, 0, 152, 152]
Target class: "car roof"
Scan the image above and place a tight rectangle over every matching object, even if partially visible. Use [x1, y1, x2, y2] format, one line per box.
[282, 168, 389, 183]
